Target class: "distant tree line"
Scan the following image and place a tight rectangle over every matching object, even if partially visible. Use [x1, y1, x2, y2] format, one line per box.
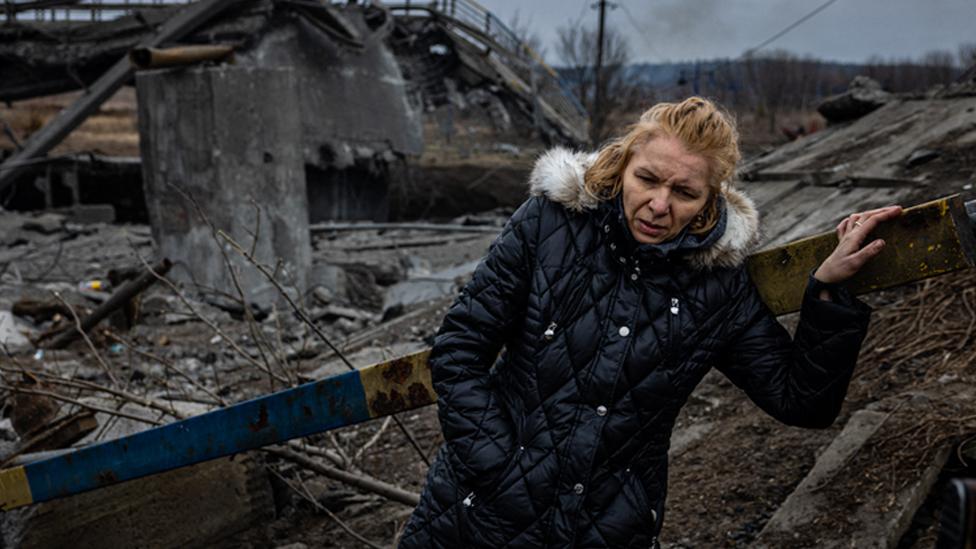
[552, 19, 974, 142]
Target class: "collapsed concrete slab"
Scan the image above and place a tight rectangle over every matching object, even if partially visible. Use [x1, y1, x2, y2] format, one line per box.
[0, 453, 273, 549]
[755, 390, 967, 548]
[817, 75, 892, 124]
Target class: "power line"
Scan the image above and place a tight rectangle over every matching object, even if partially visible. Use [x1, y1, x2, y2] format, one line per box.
[614, 1, 667, 64]
[742, 0, 841, 58]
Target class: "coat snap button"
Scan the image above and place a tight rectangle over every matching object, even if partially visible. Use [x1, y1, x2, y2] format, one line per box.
[630, 273, 638, 281]
[604, 225, 610, 233]
[618, 326, 630, 337]
[610, 243, 616, 250]
[573, 483, 584, 495]
[618, 257, 626, 264]
[596, 405, 608, 416]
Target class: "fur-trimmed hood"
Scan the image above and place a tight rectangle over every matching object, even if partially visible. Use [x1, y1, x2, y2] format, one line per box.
[528, 147, 761, 270]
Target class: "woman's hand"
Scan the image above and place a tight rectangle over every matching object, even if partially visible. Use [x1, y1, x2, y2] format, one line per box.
[813, 206, 903, 286]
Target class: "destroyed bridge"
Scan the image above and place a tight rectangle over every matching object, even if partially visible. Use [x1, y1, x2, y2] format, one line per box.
[2, 0, 976, 547]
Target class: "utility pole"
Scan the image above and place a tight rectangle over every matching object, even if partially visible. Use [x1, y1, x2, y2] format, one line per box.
[593, 0, 607, 137]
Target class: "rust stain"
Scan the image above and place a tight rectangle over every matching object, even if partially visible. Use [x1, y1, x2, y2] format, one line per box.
[369, 389, 407, 416]
[407, 382, 434, 407]
[382, 358, 414, 384]
[369, 382, 433, 416]
[248, 403, 270, 432]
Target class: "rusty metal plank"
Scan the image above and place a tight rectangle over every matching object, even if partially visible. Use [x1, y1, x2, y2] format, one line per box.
[0, 350, 435, 510]
[748, 195, 976, 315]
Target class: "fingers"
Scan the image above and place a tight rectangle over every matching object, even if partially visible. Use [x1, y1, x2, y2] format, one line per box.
[847, 238, 886, 267]
[836, 217, 850, 238]
[843, 205, 902, 246]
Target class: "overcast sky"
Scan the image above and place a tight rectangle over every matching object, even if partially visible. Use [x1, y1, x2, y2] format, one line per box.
[481, 0, 976, 66]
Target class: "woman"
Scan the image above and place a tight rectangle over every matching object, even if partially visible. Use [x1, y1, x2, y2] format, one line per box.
[398, 97, 901, 548]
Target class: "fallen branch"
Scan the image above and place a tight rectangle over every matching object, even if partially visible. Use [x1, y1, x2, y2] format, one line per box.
[218, 229, 432, 467]
[45, 258, 173, 350]
[268, 467, 386, 549]
[0, 384, 162, 426]
[310, 222, 500, 234]
[265, 446, 420, 507]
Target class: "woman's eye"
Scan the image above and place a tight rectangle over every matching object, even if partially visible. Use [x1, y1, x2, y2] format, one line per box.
[638, 175, 657, 184]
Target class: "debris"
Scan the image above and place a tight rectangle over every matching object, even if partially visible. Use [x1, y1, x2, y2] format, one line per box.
[817, 75, 892, 123]
[313, 305, 377, 323]
[906, 148, 941, 168]
[20, 213, 65, 235]
[0, 311, 31, 351]
[8, 374, 59, 439]
[312, 286, 335, 306]
[0, 0, 242, 194]
[0, 453, 274, 549]
[129, 44, 235, 70]
[756, 390, 963, 548]
[45, 259, 173, 350]
[381, 258, 478, 316]
[1, 411, 98, 467]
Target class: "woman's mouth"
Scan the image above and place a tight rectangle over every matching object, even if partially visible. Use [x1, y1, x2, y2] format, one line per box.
[636, 218, 667, 237]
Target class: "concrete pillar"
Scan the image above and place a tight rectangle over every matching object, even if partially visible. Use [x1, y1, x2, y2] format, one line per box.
[137, 66, 310, 308]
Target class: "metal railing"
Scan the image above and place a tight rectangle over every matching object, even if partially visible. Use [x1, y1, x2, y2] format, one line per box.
[3, 0, 185, 22]
[388, 0, 589, 141]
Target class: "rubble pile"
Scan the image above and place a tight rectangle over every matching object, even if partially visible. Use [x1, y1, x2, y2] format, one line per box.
[0, 206, 509, 547]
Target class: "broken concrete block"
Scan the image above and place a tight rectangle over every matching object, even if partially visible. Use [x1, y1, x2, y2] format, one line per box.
[58, 204, 116, 225]
[0, 453, 273, 549]
[310, 264, 348, 304]
[906, 149, 940, 168]
[20, 213, 65, 235]
[0, 311, 31, 352]
[381, 258, 480, 315]
[756, 391, 961, 548]
[817, 76, 892, 123]
[382, 278, 456, 314]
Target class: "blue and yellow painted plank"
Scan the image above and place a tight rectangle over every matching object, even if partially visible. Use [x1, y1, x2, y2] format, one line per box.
[0, 350, 432, 510]
[2, 195, 975, 510]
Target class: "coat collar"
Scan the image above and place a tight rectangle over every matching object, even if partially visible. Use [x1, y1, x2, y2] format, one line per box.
[528, 147, 761, 270]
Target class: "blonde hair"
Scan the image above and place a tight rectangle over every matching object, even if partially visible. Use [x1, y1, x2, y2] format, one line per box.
[583, 96, 740, 235]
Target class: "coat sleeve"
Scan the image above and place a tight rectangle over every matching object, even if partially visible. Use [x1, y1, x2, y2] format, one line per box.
[429, 197, 540, 481]
[715, 270, 871, 428]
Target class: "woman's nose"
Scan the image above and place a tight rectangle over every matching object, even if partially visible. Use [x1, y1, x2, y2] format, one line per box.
[646, 190, 670, 216]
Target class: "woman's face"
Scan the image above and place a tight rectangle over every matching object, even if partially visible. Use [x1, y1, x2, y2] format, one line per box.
[620, 135, 712, 245]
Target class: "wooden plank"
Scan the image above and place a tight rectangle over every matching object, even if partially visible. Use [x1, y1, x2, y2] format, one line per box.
[0, 0, 238, 194]
[749, 194, 976, 315]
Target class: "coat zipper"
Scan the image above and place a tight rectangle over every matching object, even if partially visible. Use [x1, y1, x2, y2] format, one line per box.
[543, 272, 590, 341]
[668, 297, 680, 360]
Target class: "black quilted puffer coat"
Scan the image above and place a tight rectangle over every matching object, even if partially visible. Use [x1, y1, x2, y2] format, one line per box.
[399, 148, 871, 548]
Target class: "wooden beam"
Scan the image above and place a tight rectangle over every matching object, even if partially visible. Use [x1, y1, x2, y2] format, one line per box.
[1, 195, 973, 510]
[0, 0, 238, 195]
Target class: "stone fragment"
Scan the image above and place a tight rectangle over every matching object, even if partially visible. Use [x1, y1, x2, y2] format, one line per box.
[817, 76, 892, 123]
